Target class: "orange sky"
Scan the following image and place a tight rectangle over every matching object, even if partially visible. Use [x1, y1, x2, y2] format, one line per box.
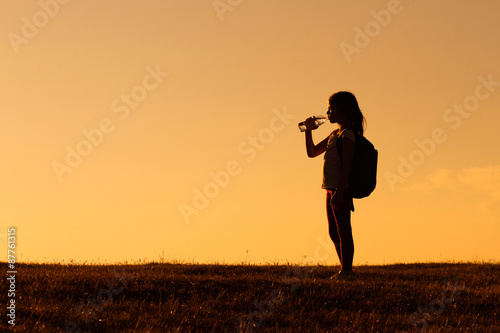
[1, 0, 499, 265]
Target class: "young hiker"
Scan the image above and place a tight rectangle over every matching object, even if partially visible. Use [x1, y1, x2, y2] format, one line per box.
[304, 91, 366, 280]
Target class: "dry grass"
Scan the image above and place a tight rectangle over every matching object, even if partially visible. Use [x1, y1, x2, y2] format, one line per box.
[1, 262, 498, 332]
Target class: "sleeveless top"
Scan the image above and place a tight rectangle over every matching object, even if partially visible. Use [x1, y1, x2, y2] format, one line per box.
[321, 129, 356, 190]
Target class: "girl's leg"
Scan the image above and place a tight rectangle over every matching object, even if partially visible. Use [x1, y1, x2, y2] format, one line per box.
[326, 190, 342, 264]
[332, 190, 354, 272]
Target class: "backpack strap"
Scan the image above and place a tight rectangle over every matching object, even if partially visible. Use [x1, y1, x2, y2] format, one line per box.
[336, 129, 357, 162]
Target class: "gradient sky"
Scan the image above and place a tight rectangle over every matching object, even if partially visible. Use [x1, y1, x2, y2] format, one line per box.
[1, 0, 499, 265]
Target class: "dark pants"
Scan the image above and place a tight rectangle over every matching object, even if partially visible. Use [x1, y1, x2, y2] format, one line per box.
[326, 189, 354, 272]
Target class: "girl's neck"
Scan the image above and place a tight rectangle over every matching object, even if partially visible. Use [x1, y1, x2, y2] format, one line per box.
[338, 122, 351, 132]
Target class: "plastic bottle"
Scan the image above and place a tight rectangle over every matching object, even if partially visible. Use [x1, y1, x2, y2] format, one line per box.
[298, 115, 327, 132]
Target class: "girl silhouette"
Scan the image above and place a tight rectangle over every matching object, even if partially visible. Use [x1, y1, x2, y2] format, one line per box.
[304, 91, 365, 280]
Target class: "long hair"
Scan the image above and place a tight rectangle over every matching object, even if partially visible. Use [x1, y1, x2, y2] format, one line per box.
[329, 91, 365, 136]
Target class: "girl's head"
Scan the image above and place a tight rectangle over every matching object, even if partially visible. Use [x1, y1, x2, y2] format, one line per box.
[328, 91, 365, 136]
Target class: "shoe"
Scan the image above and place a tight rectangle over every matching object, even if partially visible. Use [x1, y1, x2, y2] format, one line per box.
[333, 270, 354, 281]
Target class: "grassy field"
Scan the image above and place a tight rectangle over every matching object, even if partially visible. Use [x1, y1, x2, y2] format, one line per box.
[1, 262, 498, 332]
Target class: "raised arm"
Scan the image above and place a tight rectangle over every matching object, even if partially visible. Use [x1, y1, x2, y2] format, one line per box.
[304, 118, 329, 157]
[305, 131, 328, 158]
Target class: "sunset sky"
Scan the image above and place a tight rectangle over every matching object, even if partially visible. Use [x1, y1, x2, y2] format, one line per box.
[1, 0, 499, 265]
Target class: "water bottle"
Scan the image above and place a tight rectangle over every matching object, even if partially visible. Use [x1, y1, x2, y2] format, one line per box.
[298, 115, 327, 132]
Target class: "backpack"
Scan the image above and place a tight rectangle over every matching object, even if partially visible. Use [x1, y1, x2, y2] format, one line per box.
[337, 131, 378, 199]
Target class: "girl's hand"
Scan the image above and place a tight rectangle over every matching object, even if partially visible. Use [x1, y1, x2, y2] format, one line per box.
[332, 188, 345, 210]
[304, 117, 318, 131]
